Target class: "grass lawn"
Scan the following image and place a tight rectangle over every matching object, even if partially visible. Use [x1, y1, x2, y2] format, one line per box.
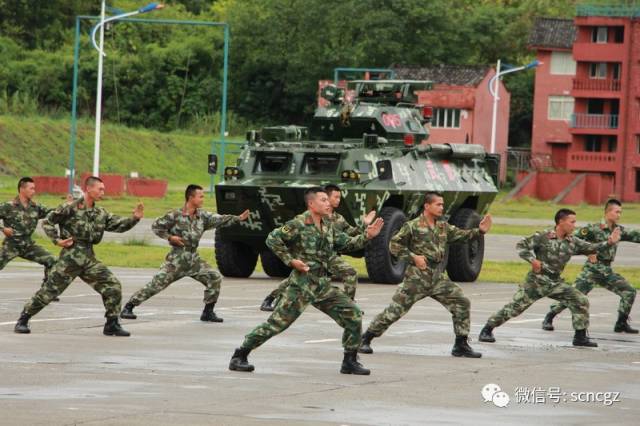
[7, 236, 638, 290]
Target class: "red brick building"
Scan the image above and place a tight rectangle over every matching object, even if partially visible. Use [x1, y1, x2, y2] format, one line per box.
[529, 6, 640, 202]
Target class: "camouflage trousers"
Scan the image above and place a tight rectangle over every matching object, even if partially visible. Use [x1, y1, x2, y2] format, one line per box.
[0, 240, 56, 286]
[128, 251, 222, 306]
[487, 271, 590, 330]
[366, 265, 471, 337]
[243, 270, 363, 351]
[549, 263, 636, 316]
[267, 256, 358, 300]
[23, 244, 123, 318]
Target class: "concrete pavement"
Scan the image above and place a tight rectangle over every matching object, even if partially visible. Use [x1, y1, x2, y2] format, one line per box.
[0, 265, 639, 425]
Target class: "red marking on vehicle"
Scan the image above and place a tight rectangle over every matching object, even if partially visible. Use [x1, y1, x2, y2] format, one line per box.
[382, 113, 402, 128]
[426, 160, 439, 180]
[442, 160, 456, 181]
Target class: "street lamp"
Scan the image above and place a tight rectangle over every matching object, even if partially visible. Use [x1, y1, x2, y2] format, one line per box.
[488, 59, 541, 154]
[90, 2, 164, 177]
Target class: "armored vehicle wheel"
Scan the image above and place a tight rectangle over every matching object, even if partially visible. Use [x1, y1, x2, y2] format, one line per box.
[215, 239, 258, 278]
[446, 208, 484, 282]
[365, 206, 407, 284]
[261, 249, 292, 278]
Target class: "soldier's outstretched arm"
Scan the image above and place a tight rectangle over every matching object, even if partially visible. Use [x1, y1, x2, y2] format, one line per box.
[266, 220, 299, 266]
[334, 217, 383, 253]
[621, 226, 640, 243]
[37, 203, 53, 220]
[203, 210, 243, 230]
[104, 211, 141, 233]
[446, 222, 481, 244]
[574, 229, 619, 255]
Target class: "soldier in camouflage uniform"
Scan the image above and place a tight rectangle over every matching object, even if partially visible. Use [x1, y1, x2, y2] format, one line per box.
[1, 178, 56, 293]
[542, 199, 639, 334]
[359, 192, 491, 358]
[479, 208, 621, 348]
[229, 187, 383, 375]
[14, 176, 143, 336]
[120, 184, 250, 323]
[260, 183, 375, 311]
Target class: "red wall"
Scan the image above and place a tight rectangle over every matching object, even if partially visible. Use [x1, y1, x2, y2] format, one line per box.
[531, 49, 574, 157]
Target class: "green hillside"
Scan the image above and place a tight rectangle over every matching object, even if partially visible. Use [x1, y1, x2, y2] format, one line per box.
[0, 114, 240, 185]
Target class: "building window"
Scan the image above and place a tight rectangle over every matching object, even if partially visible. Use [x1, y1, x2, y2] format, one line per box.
[612, 63, 621, 80]
[636, 135, 640, 154]
[586, 135, 602, 152]
[592, 26, 608, 43]
[607, 136, 617, 153]
[614, 27, 624, 43]
[432, 108, 461, 128]
[636, 170, 640, 193]
[550, 51, 576, 75]
[589, 63, 607, 79]
[548, 96, 574, 120]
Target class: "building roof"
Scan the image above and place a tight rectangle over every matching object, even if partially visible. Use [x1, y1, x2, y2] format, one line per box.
[528, 17, 575, 49]
[391, 64, 489, 87]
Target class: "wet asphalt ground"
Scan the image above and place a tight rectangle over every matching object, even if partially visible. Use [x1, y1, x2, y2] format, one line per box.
[1, 264, 639, 425]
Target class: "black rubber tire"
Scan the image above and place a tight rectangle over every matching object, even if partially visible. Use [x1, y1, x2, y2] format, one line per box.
[365, 206, 407, 284]
[261, 249, 292, 278]
[215, 239, 258, 278]
[446, 208, 484, 282]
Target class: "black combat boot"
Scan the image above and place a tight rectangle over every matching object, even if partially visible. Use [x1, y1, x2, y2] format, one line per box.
[229, 347, 254, 372]
[340, 350, 371, 375]
[614, 313, 638, 333]
[451, 335, 482, 358]
[103, 317, 131, 337]
[120, 302, 137, 320]
[358, 331, 375, 354]
[200, 302, 223, 322]
[572, 329, 597, 347]
[14, 311, 31, 334]
[260, 295, 275, 312]
[542, 312, 556, 331]
[478, 324, 496, 343]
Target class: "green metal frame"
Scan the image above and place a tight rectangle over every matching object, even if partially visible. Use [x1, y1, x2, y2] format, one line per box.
[68, 15, 230, 195]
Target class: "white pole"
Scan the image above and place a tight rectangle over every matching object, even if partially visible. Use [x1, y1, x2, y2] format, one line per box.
[490, 59, 501, 154]
[93, 0, 106, 177]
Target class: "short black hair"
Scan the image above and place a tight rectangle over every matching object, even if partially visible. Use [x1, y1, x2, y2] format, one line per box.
[324, 184, 341, 195]
[304, 186, 326, 205]
[18, 177, 34, 192]
[85, 176, 103, 187]
[554, 208, 576, 224]
[424, 191, 444, 204]
[605, 198, 622, 211]
[185, 184, 203, 201]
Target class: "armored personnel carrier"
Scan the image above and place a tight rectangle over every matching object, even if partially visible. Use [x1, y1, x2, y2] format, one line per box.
[214, 80, 500, 284]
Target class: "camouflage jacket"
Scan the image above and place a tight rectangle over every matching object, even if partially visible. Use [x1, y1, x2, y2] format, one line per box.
[0, 197, 51, 246]
[329, 211, 361, 237]
[43, 197, 139, 245]
[577, 220, 640, 265]
[517, 228, 610, 277]
[390, 216, 480, 265]
[266, 210, 367, 273]
[153, 208, 239, 251]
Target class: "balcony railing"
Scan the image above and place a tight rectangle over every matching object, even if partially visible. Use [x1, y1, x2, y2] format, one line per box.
[567, 151, 618, 172]
[570, 113, 618, 129]
[572, 78, 621, 91]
